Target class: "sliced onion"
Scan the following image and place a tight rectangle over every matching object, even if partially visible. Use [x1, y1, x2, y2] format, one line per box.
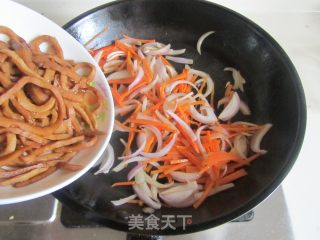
[118, 84, 126, 93]
[111, 194, 137, 206]
[107, 51, 125, 61]
[189, 68, 214, 97]
[127, 162, 144, 180]
[190, 104, 217, 124]
[150, 177, 159, 201]
[142, 125, 163, 151]
[141, 133, 177, 158]
[119, 133, 146, 160]
[239, 101, 251, 115]
[159, 181, 198, 207]
[250, 123, 272, 154]
[234, 135, 248, 158]
[137, 130, 150, 148]
[162, 93, 185, 112]
[196, 125, 209, 154]
[138, 48, 145, 58]
[165, 65, 178, 78]
[166, 110, 197, 142]
[141, 96, 148, 112]
[136, 112, 160, 122]
[142, 207, 155, 214]
[165, 49, 186, 55]
[127, 86, 145, 100]
[106, 70, 130, 82]
[128, 67, 144, 90]
[224, 67, 246, 92]
[144, 172, 174, 189]
[197, 31, 215, 55]
[112, 156, 147, 172]
[170, 171, 202, 183]
[221, 165, 228, 177]
[94, 145, 115, 175]
[155, 110, 178, 131]
[177, 92, 194, 103]
[144, 43, 171, 55]
[133, 184, 161, 209]
[134, 171, 161, 209]
[141, 74, 160, 93]
[115, 104, 136, 116]
[103, 59, 123, 69]
[165, 56, 193, 65]
[217, 97, 229, 109]
[155, 57, 169, 80]
[218, 92, 241, 121]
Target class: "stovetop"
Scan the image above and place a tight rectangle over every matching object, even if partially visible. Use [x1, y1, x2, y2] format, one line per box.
[0, 186, 293, 240]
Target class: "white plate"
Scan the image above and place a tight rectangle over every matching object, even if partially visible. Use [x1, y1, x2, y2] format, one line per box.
[0, 0, 114, 204]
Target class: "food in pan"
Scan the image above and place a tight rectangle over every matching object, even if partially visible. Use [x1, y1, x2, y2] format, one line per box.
[91, 32, 272, 209]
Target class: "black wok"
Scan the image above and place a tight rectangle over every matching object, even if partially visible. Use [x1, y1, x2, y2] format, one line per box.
[54, 0, 306, 236]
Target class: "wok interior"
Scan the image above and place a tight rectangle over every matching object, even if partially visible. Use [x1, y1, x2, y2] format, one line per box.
[59, 0, 305, 234]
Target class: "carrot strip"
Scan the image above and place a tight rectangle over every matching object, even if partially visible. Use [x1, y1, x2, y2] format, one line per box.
[170, 159, 189, 164]
[110, 88, 123, 105]
[193, 178, 214, 209]
[176, 146, 202, 166]
[219, 168, 247, 185]
[108, 77, 135, 84]
[200, 152, 243, 174]
[142, 58, 153, 82]
[115, 40, 139, 58]
[159, 55, 173, 67]
[163, 162, 190, 175]
[119, 80, 148, 101]
[144, 164, 153, 173]
[126, 127, 135, 155]
[143, 99, 164, 115]
[112, 181, 136, 187]
[126, 51, 135, 76]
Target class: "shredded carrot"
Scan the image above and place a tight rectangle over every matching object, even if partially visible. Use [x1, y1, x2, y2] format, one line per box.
[143, 99, 164, 115]
[108, 77, 135, 84]
[219, 169, 247, 185]
[92, 34, 271, 210]
[125, 127, 135, 155]
[115, 40, 139, 58]
[128, 199, 144, 206]
[193, 178, 214, 208]
[142, 58, 153, 82]
[144, 164, 153, 173]
[170, 159, 189, 165]
[160, 55, 173, 67]
[176, 146, 202, 166]
[126, 51, 135, 76]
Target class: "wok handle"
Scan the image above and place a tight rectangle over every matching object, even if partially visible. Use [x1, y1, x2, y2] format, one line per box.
[126, 233, 163, 240]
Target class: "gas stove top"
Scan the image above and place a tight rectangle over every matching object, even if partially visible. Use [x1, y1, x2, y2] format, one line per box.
[0, 186, 293, 240]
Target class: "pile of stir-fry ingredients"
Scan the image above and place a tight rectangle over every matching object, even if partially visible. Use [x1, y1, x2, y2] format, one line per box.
[90, 32, 272, 210]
